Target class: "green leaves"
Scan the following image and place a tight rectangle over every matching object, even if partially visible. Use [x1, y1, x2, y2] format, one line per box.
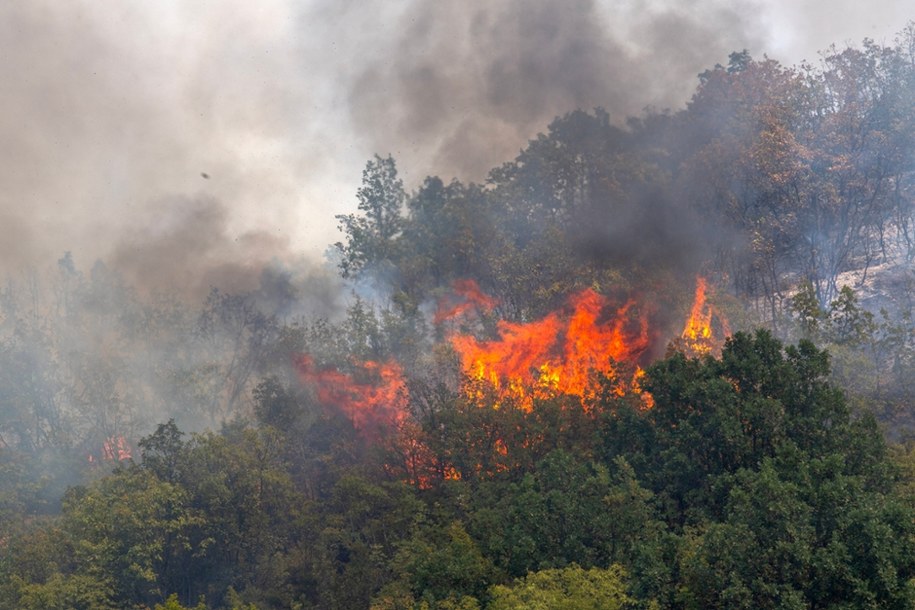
[335, 155, 407, 279]
[58, 466, 198, 607]
[4, 326, 915, 609]
[488, 564, 634, 610]
[466, 450, 661, 580]
[13, 572, 119, 610]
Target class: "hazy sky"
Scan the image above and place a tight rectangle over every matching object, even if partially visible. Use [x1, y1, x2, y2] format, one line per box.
[2, 0, 911, 294]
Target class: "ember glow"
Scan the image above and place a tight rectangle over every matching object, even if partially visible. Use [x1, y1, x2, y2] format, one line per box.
[449, 289, 652, 410]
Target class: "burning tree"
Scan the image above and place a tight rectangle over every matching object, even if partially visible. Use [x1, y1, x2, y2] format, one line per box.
[290, 276, 730, 486]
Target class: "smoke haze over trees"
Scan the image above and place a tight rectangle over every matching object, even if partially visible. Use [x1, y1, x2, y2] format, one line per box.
[0, 0, 911, 286]
[3, 8, 915, 610]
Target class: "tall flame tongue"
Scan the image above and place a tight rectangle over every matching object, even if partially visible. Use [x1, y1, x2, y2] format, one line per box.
[449, 289, 651, 410]
[679, 276, 731, 356]
[295, 356, 408, 434]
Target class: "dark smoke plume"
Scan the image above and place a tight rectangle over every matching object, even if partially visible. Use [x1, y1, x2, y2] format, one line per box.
[345, 0, 765, 181]
[109, 196, 290, 300]
[1, 0, 909, 298]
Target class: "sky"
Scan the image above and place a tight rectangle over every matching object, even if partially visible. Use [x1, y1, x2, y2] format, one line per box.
[2, 0, 912, 296]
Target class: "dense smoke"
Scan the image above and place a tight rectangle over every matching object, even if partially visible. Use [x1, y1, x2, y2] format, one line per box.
[1, 0, 908, 298]
[346, 0, 764, 180]
[108, 196, 281, 298]
[0, 1, 326, 294]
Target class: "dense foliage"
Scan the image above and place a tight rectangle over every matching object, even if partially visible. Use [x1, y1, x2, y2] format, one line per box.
[2, 332, 914, 609]
[2, 25, 915, 610]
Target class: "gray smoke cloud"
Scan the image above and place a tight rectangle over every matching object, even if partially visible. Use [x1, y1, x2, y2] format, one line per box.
[1, 0, 910, 298]
[109, 196, 289, 299]
[0, 0, 338, 295]
[345, 0, 766, 180]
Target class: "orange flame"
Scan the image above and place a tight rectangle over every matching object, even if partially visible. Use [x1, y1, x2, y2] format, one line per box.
[679, 277, 730, 356]
[435, 279, 498, 324]
[449, 289, 651, 410]
[89, 435, 132, 464]
[295, 355, 408, 433]
[293, 277, 729, 486]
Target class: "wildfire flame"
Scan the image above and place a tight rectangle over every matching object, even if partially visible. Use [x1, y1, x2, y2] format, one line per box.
[295, 355, 408, 433]
[88, 435, 132, 464]
[434, 279, 498, 324]
[679, 276, 731, 356]
[449, 289, 652, 410]
[295, 277, 728, 422]
[293, 276, 728, 486]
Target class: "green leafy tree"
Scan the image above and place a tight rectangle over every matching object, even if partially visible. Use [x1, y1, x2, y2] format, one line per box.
[824, 285, 876, 347]
[138, 419, 186, 483]
[488, 563, 634, 610]
[305, 475, 425, 610]
[467, 450, 661, 579]
[174, 426, 302, 606]
[57, 466, 200, 608]
[382, 521, 493, 606]
[789, 280, 825, 341]
[153, 592, 209, 609]
[398, 177, 498, 308]
[336, 155, 406, 279]
[12, 572, 119, 610]
[603, 330, 915, 607]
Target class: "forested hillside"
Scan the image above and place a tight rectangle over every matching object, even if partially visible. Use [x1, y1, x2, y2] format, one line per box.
[2, 26, 915, 609]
